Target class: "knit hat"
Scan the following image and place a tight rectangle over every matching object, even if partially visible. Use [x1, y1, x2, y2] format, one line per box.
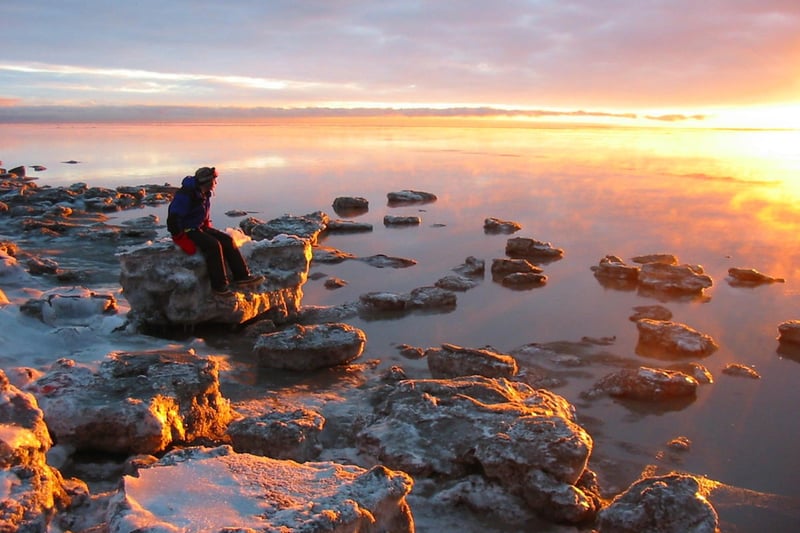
[194, 166, 218, 184]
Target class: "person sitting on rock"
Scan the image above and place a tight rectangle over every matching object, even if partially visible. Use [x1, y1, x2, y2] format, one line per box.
[167, 166, 263, 296]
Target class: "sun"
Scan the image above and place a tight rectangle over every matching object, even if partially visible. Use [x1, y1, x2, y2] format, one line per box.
[715, 103, 800, 130]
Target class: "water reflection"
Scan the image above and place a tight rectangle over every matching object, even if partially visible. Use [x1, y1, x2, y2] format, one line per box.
[4, 120, 800, 529]
[776, 341, 800, 364]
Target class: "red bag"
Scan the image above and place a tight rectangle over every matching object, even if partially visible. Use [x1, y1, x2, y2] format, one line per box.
[172, 232, 197, 255]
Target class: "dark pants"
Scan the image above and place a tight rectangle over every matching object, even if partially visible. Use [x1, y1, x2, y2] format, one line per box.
[187, 227, 250, 290]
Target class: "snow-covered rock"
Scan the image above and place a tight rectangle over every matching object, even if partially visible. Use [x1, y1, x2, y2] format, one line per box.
[483, 217, 522, 234]
[384, 215, 421, 226]
[501, 271, 548, 288]
[357, 376, 599, 524]
[722, 363, 761, 379]
[635, 319, 718, 358]
[359, 286, 457, 314]
[118, 234, 311, 326]
[332, 196, 369, 213]
[386, 190, 437, 205]
[107, 445, 415, 533]
[505, 237, 564, 260]
[240, 211, 329, 244]
[253, 323, 366, 370]
[434, 274, 481, 291]
[631, 253, 679, 265]
[584, 366, 698, 401]
[27, 350, 233, 455]
[598, 472, 718, 533]
[228, 405, 325, 462]
[0, 370, 71, 531]
[426, 343, 518, 379]
[0, 248, 31, 285]
[777, 320, 800, 344]
[727, 267, 785, 286]
[638, 262, 713, 294]
[491, 257, 543, 275]
[452, 256, 485, 277]
[30, 286, 117, 327]
[591, 255, 640, 281]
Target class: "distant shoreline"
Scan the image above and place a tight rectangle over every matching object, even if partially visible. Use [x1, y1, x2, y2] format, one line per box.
[0, 104, 743, 130]
[2, 115, 793, 133]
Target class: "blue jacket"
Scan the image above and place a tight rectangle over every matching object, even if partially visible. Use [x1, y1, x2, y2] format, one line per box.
[167, 176, 211, 235]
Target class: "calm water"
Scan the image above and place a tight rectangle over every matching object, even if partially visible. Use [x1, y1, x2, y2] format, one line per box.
[3, 121, 800, 529]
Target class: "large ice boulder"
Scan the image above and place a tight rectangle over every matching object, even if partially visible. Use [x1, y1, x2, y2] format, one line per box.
[0, 370, 71, 531]
[107, 445, 415, 532]
[26, 350, 233, 455]
[118, 233, 311, 326]
[598, 472, 718, 532]
[357, 375, 599, 524]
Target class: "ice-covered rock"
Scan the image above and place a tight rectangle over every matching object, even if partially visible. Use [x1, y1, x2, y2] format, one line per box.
[0, 370, 71, 531]
[501, 271, 548, 288]
[591, 255, 640, 281]
[635, 319, 718, 358]
[0, 247, 31, 285]
[631, 253, 679, 265]
[722, 363, 761, 379]
[359, 286, 457, 314]
[356, 253, 417, 268]
[118, 233, 311, 326]
[253, 323, 366, 370]
[386, 189, 437, 205]
[325, 219, 373, 232]
[426, 343, 518, 379]
[484, 217, 522, 234]
[597, 472, 718, 533]
[240, 211, 329, 244]
[357, 376, 599, 524]
[384, 215, 421, 226]
[505, 237, 564, 260]
[27, 350, 233, 455]
[434, 274, 481, 291]
[452, 256, 485, 277]
[584, 366, 698, 401]
[629, 304, 673, 322]
[107, 445, 415, 533]
[332, 196, 369, 216]
[228, 405, 325, 462]
[312, 245, 356, 264]
[669, 362, 714, 384]
[23, 286, 117, 327]
[491, 257, 543, 275]
[778, 320, 800, 344]
[638, 262, 713, 294]
[727, 267, 785, 286]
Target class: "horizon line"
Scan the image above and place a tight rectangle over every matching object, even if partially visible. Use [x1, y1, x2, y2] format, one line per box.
[0, 103, 699, 123]
[1, 104, 796, 132]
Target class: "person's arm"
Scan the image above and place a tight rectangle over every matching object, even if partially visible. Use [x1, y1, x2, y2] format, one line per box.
[167, 193, 197, 254]
[167, 193, 191, 235]
[200, 194, 212, 229]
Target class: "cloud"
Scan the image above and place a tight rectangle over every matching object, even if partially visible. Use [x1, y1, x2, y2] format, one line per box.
[1, 1, 799, 111]
[645, 114, 707, 122]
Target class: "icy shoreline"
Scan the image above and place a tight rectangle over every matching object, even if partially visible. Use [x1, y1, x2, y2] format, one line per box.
[2, 165, 799, 531]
